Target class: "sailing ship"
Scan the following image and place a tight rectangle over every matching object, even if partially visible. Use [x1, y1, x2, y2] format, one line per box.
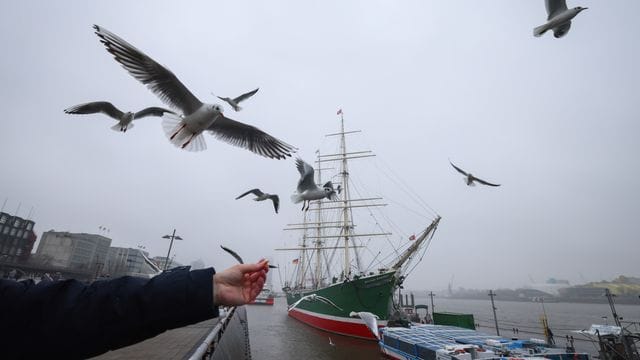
[277, 112, 441, 340]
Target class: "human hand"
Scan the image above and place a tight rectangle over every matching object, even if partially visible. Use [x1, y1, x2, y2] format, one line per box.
[213, 259, 269, 306]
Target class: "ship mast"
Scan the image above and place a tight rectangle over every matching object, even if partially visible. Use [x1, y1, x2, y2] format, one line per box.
[297, 212, 308, 288]
[339, 114, 352, 278]
[278, 110, 396, 288]
[314, 150, 324, 288]
[317, 111, 387, 279]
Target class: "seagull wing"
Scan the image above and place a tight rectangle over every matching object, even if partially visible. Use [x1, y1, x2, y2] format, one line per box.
[64, 101, 124, 120]
[296, 158, 316, 193]
[93, 25, 203, 115]
[545, 0, 568, 20]
[449, 161, 469, 176]
[232, 88, 259, 104]
[140, 251, 162, 274]
[236, 189, 264, 199]
[207, 115, 296, 160]
[350, 312, 380, 340]
[269, 195, 280, 214]
[552, 22, 572, 38]
[473, 176, 501, 187]
[217, 96, 232, 104]
[133, 107, 176, 119]
[220, 245, 244, 264]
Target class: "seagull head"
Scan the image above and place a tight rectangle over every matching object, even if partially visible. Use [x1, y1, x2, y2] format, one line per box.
[575, 6, 588, 12]
[209, 104, 224, 114]
[324, 187, 337, 200]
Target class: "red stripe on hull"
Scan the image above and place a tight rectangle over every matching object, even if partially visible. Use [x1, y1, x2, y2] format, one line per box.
[288, 309, 378, 340]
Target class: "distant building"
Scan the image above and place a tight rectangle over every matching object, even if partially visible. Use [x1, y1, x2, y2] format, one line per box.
[103, 247, 159, 278]
[524, 278, 572, 296]
[0, 211, 37, 262]
[558, 286, 607, 299]
[546, 278, 570, 285]
[35, 231, 111, 270]
[151, 256, 183, 270]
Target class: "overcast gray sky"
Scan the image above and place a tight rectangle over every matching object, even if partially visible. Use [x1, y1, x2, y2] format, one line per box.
[1, 1, 638, 290]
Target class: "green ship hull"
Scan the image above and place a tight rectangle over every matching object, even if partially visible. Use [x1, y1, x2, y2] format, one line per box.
[285, 270, 398, 339]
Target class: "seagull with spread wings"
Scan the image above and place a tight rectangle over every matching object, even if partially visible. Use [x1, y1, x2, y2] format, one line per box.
[291, 158, 339, 211]
[216, 88, 259, 112]
[534, 0, 587, 38]
[64, 101, 175, 132]
[450, 160, 500, 187]
[349, 311, 380, 340]
[236, 188, 280, 214]
[220, 245, 278, 268]
[93, 25, 295, 158]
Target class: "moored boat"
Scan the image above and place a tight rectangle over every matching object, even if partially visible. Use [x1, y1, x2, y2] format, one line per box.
[379, 324, 590, 360]
[249, 287, 275, 305]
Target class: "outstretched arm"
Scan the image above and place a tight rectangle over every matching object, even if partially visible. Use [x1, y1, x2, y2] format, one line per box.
[1, 267, 217, 358]
[0, 260, 269, 359]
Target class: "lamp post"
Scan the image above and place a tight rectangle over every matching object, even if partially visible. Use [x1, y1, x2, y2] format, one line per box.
[161, 229, 183, 270]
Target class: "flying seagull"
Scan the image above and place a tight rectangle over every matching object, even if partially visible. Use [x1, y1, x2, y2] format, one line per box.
[534, 0, 587, 38]
[288, 294, 343, 312]
[236, 189, 280, 214]
[220, 245, 278, 268]
[216, 88, 259, 112]
[64, 101, 175, 132]
[93, 25, 296, 158]
[291, 158, 339, 211]
[449, 161, 500, 187]
[220, 245, 244, 264]
[349, 311, 380, 340]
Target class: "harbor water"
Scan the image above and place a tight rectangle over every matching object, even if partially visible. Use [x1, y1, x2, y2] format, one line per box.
[247, 296, 640, 359]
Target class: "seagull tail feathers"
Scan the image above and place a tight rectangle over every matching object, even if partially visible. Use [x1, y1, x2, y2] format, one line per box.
[290, 193, 304, 204]
[162, 113, 206, 152]
[111, 122, 133, 132]
[533, 24, 548, 37]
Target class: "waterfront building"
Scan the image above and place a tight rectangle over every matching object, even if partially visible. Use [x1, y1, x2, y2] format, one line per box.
[151, 255, 183, 270]
[103, 247, 158, 278]
[0, 211, 37, 263]
[35, 231, 111, 271]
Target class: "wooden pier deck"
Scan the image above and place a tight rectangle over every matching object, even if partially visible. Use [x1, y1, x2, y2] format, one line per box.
[91, 307, 250, 360]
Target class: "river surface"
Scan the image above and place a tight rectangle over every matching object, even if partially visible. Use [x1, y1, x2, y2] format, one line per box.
[247, 296, 640, 359]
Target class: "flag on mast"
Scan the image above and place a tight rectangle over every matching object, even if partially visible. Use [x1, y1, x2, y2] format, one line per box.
[337, 108, 343, 115]
[409, 234, 416, 241]
[292, 258, 299, 264]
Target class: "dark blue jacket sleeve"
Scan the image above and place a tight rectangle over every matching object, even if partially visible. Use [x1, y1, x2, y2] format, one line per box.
[0, 267, 219, 359]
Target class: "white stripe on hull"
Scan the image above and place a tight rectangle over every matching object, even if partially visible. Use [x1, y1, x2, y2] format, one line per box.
[291, 307, 388, 326]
